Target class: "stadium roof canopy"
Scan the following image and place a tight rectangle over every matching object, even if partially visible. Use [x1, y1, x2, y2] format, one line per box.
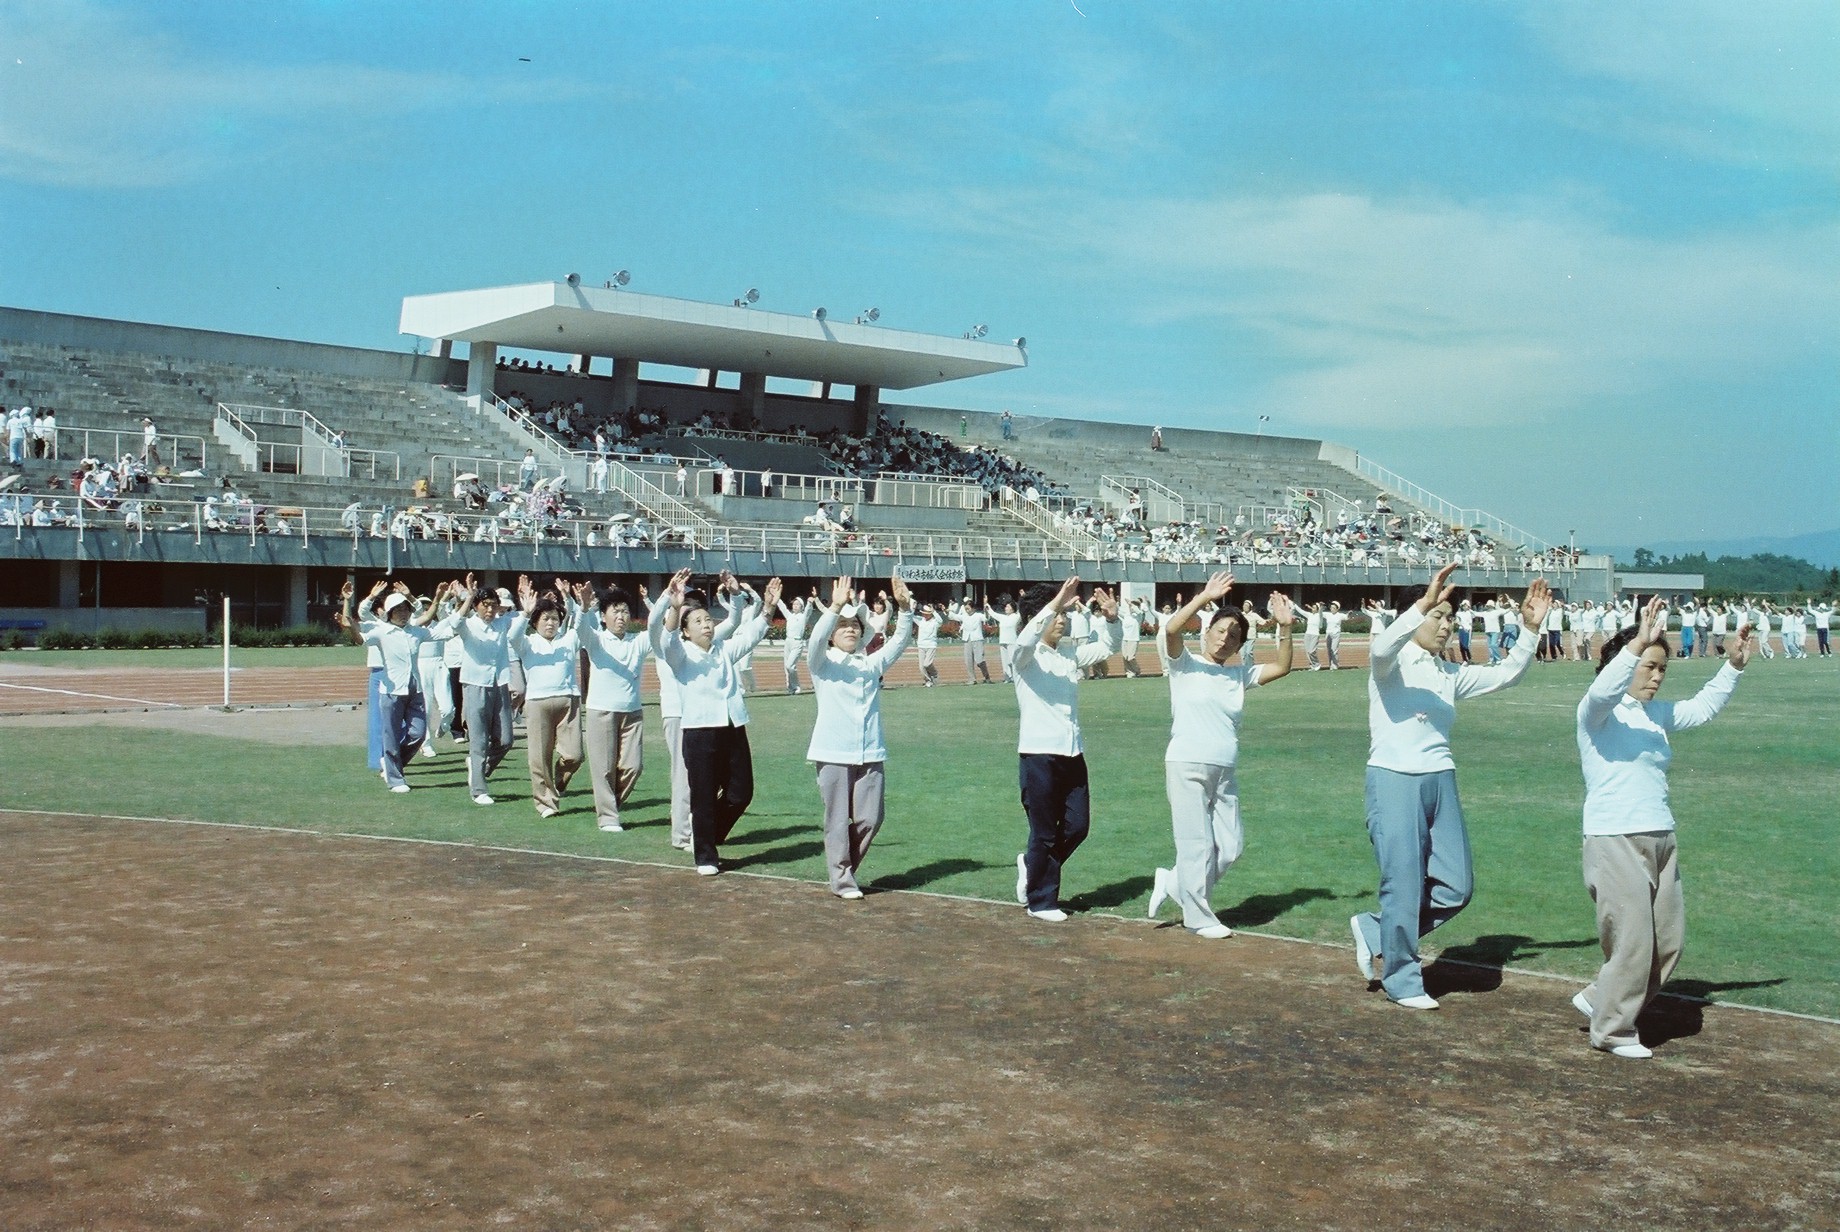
[400, 282, 1026, 391]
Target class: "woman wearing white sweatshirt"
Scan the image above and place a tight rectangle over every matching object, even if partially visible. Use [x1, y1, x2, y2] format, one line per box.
[805, 572, 916, 899]
[1574, 596, 1751, 1058]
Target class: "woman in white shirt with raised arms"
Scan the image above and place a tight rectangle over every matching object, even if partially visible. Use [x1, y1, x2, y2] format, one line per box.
[805, 571, 916, 899]
[1574, 595, 1751, 1059]
[1146, 573, 1296, 939]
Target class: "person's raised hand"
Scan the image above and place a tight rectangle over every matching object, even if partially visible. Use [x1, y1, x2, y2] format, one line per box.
[1202, 570, 1235, 604]
[1422, 562, 1460, 613]
[367, 578, 389, 599]
[1091, 586, 1119, 620]
[1054, 576, 1082, 610]
[1635, 595, 1668, 651]
[1727, 622, 1756, 670]
[890, 575, 914, 610]
[762, 577, 784, 610]
[831, 575, 853, 609]
[1268, 591, 1294, 626]
[1521, 578, 1553, 631]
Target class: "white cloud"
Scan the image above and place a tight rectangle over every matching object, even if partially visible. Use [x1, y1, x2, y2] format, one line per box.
[0, 1, 595, 188]
[1516, 0, 1840, 171]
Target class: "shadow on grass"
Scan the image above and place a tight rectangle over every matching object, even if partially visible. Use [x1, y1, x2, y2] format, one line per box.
[1066, 875, 1154, 913]
[727, 824, 813, 847]
[1638, 976, 1791, 1046]
[1423, 933, 1601, 998]
[733, 840, 825, 868]
[1218, 887, 1336, 929]
[869, 858, 989, 893]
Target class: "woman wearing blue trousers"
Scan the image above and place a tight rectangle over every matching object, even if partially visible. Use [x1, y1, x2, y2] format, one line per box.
[1351, 562, 1552, 1009]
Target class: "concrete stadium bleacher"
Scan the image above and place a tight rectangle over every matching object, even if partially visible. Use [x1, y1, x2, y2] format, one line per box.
[1, 306, 1612, 632]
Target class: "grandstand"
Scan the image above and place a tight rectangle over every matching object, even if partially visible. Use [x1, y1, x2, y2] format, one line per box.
[0, 295, 1612, 636]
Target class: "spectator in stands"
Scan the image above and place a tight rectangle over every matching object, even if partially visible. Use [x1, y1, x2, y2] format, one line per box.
[1150, 425, 1164, 451]
[1000, 410, 1014, 440]
[518, 449, 538, 491]
[140, 417, 160, 468]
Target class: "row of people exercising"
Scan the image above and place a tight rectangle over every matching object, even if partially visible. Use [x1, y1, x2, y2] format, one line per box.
[344, 564, 1749, 1061]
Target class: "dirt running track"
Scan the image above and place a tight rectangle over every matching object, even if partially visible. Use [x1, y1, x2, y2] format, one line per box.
[1, 812, 1834, 1231]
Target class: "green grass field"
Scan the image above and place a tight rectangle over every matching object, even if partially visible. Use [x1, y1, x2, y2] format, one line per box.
[3, 655, 1834, 1017]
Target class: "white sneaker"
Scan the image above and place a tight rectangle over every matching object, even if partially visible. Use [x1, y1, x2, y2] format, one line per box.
[1572, 990, 1594, 1018]
[472, 793, 495, 806]
[597, 820, 624, 833]
[1015, 853, 1028, 905]
[536, 805, 559, 819]
[1392, 994, 1439, 1010]
[420, 743, 439, 759]
[389, 783, 411, 794]
[1193, 923, 1233, 939]
[696, 864, 720, 876]
[670, 837, 692, 851]
[1350, 915, 1375, 981]
[1027, 907, 1068, 923]
[837, 888, 865, 901]
[1146, 867, 1169, 919]
[1597, 1041, 1652, 1059]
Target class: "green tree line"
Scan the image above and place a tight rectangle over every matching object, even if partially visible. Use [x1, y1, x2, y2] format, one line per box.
[1620, 550, 1838, 598]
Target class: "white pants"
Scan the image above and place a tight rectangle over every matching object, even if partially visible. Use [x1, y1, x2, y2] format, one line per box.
[1164, 761, 1243, 931]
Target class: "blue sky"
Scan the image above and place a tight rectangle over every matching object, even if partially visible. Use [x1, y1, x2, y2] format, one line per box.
[2, 0, 1835, 549]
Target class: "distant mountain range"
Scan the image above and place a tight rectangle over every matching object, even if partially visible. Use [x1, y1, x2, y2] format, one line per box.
[1598, 528, 1840, 570]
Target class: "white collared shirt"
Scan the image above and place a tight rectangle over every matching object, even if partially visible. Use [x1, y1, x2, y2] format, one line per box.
[360, 617, 432, 695]
[805, 608, 915, 764]
[510, 621, 580, 700]
[1367, 606, 1535, 773]
[1577, 649, 1740, 835]
[432, 610, 525, 687]
[579, 606, 650, 714]
[1013, 606, 1122, 756]
[650, 594, 768, 729]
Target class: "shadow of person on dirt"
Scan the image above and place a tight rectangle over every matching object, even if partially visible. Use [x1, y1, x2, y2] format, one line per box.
[1218, 887, 1335, 929]
[1636, 977, 1789, 1045]
[1065, 876, 1154, 912]
[1421, 933, 1600, 998]
[868, 858, 987, 893]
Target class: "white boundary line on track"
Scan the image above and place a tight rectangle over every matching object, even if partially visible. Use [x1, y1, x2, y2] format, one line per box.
[0, 681, 185, 708]
[7, 806, 1837, 1029]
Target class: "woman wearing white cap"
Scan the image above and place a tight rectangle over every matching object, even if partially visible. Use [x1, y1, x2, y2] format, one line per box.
[1573, 596, 1752, 1058]
[342, 578, 447, 792]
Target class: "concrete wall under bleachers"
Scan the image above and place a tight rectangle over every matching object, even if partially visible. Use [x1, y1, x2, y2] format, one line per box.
[886, 402, 1328, 462]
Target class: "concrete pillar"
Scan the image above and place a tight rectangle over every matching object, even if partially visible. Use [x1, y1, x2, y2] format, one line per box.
[466, 341, 498, 397]
[853, 384, 881, 436]
[575, 353, 594, 375]
[694, 369, 719, 388]
[58, 560, 80, 608]
[436, 339, 453, 359]
[286, 567, 309, 627]
[738, 372, 766, 429]
[610, 358, 639, 412]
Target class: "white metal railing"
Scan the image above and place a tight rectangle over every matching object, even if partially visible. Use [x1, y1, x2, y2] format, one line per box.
[1101, 474, 1184, 525]
[478, 391, 581, 483]
[215, 403, 401, 480]
[50, 425, 209, 471]
[1352, 454, 1551, 553]
[999, 487, 1107, 559]
[0, 487, 1592, 576]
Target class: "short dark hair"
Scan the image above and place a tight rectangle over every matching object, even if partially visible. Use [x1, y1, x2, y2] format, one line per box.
[1213, 610, 1251, 646]
[1021, 583, 1060, 624]
[531, 596, 566, 624]
[1597, 626, 1666, 673]
[599, 584, 634, 616]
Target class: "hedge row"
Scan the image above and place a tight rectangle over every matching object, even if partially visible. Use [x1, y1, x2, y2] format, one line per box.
[20, 624, 345, 651]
